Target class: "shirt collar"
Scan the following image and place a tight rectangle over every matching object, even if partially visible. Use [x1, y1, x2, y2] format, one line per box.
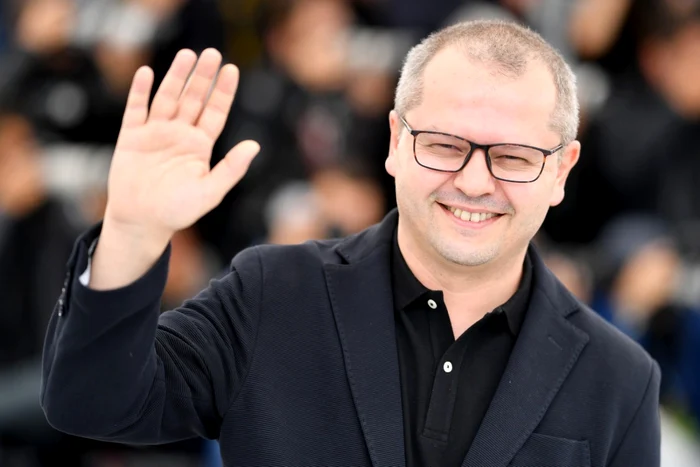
[391, 227, 533, 336]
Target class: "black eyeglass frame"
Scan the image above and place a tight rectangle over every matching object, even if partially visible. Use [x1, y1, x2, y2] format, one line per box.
[399, 115, 564, 183]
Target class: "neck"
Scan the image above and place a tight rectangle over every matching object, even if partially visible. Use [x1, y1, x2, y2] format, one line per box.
[397, 221, 526, 317]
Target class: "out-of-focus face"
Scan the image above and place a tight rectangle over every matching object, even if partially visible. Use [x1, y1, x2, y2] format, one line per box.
[385, 46, 580, 270]
[273, 0, 352, 91]
[659, 21, 700, 116]
[15, 0, 75, 54]
[613, 241, 681, 317]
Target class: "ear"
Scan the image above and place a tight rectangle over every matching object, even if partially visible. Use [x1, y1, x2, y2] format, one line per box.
[385, 110, 402, 177]
[549, 140, 581, 207]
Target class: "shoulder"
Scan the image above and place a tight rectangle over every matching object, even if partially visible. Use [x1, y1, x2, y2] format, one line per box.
[228, 218, 391, 275]
[230, 237, 345, 271]
[568, 303, 658, 396]
[224, 237, 349, 291]
[532, 245, 656, 387]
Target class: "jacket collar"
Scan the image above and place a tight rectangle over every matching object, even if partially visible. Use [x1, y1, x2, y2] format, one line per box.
[333, 208, 581, 319]
[333, 208, 398, 264]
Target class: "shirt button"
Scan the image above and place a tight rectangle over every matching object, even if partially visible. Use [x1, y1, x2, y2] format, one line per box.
[427, 299, 437, 309]
[443, 361, 453, 373]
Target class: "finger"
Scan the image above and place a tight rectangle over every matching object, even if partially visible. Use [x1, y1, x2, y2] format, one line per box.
[196, 63, 239, 140]
[175, 48, 223, 124]
[203, 140, 260, 207]
[122, 67, 154, 128]
[148, 49, 198, 121]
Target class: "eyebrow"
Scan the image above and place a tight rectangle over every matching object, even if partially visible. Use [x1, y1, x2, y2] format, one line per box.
[426, 123, 446, 133]
[425, 123, 472, 140]
[425, 123, 515, 142]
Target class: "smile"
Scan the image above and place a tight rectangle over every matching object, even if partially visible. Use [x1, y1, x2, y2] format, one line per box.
[440, 204, 502, 223]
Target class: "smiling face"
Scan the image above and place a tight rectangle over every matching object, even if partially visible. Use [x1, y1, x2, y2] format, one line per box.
[386, 45, 580, 270]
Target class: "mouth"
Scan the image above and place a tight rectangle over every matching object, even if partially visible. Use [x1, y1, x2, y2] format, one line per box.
[438, 203, 504, 224]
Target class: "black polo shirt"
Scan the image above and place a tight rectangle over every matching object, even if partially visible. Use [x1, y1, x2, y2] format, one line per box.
[392, 230, 533, 467]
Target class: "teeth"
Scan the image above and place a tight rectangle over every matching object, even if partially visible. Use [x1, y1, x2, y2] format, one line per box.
[447, 205, 497, 223]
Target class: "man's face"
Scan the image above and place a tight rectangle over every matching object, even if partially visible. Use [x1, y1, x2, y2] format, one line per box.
[386, 46, 580, 269]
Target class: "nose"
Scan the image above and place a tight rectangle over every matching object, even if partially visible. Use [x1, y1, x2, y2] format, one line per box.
[452, 149, 497, 197]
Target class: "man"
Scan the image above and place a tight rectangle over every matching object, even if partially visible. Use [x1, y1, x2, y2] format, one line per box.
[41, 19, 661, 467]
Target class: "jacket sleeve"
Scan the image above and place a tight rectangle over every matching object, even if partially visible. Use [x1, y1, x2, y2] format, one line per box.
[607, 360, 661, 467]
[40, 224, 263, 445]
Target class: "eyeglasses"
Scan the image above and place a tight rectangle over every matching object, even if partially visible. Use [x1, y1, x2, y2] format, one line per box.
[399, 115, 563, 183]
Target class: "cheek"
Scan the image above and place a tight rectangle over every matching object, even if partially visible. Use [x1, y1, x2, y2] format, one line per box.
[395, 153, 450, 193]
[503, 184, 550, 216]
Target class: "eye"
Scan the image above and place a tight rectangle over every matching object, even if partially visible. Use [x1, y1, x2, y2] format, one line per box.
[432, 143, 460, 151]
[500, 155, 528, 162]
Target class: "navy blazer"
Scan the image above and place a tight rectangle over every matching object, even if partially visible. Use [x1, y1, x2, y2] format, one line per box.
[41, 210, 660, 467]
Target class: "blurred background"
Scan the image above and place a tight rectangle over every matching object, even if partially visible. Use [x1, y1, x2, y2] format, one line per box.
[0, 0, 699, 465]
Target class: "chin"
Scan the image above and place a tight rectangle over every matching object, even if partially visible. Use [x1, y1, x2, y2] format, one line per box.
[431, 236, 500, 267]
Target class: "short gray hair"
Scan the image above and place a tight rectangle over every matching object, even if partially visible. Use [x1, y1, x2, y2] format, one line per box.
[394, 20, 579, 144]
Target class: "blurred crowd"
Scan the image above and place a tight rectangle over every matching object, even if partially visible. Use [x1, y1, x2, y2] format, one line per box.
[1, 0, 700, 465]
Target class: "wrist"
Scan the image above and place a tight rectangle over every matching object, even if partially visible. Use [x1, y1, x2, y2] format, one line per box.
[101, 215, 173, 256]
[88, 216, 172, 290]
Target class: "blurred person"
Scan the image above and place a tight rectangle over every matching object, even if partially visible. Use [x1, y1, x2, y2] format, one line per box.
[543, 5, 700, 244]
[0, 106, 79, 368]
[0, 101, 85, 464]
[567, 0, 673, 77]
[41, 20, 660, 467]
[263, 0, 351, 94]
[263, 166, 383, 245]
[263, 181, 326, 245]
[343, 24, 413, 210]
[0, 82, 201, 467]
[4, 0, 126, 145]
[134, 0, 226, 94]
[311, 160, 385, 236]
[541, 249, 594, 304]
[250, 0, 355, 167]
[11, 0, 231, 278]
[569, 0, 700, 74]
[14, 0, 76, 56]
[209, 0, 361, 258]
[591, 215, 700, 435]
[564, 0, 691, 143]
[71, 0, 219, 96]
[5, 0, 223, 145]
[163, 227, 221, 310]
[568, 0, 637, 65]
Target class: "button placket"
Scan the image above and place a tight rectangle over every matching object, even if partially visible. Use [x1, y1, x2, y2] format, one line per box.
[422, 350, 461, 443]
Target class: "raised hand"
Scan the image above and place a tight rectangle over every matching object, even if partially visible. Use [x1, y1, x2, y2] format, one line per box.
[90, 49, 260, 290]
[104, 48, 260, 240]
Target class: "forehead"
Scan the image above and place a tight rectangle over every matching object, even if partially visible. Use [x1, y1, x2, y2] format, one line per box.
[414, 46, 558, 146]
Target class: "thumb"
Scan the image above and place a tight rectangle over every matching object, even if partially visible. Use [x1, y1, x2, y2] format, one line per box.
[203, 140, 260, 207]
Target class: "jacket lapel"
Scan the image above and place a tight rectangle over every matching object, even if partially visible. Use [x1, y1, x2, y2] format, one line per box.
[324, 211, 405, 467]
[462, 248, 590, 467]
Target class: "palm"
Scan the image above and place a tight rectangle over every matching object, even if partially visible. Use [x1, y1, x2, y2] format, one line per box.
[105, 49, 259, 235]
[110, 121, 213, 231]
